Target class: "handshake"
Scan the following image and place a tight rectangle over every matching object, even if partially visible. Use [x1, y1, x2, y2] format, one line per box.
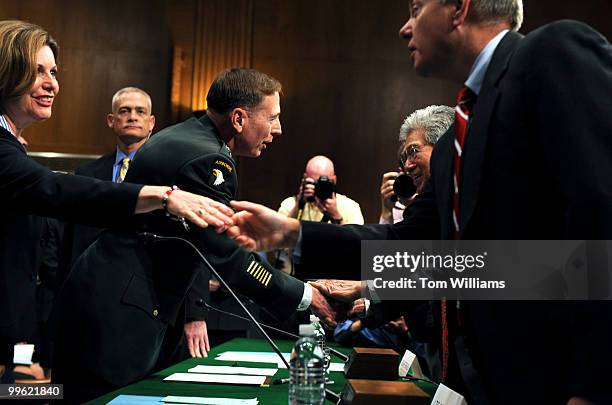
[308, 279, 366, 329]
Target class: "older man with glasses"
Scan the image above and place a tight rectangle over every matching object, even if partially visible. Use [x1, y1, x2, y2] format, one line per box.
[379, 105, 454, 224]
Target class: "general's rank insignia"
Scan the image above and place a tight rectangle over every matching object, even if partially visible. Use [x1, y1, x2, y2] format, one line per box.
[246, 260, 272, 287]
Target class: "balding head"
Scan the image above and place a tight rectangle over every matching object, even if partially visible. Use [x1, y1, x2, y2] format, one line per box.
[304, 155, 336, 182]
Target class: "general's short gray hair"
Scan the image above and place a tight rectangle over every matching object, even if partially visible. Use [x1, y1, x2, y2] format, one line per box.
[441, 0, 523, 31]
[111, 86, 152, 113]
[399, 105, 454, 145]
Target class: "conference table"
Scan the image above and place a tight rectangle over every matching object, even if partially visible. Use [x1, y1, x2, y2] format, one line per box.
[88, 338, 436, 404]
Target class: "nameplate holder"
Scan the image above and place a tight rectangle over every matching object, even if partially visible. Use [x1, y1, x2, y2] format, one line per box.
[341, 379, 430, 405]
[344, 347, 399, 380]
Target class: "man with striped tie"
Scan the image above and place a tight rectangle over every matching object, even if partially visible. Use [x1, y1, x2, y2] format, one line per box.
[62, 86, 213, 363]
[61, 87, 155, 276]
[228, 1, 612, 403]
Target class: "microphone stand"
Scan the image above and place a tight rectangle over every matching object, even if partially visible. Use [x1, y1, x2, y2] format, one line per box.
[141, 233, 342, 404]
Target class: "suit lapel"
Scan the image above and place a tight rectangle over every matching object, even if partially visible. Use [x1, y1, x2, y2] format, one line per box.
[432, 129, 456, 239]
[459, 31, 523, 236]
[0, 127, 27, 154]
[94, 152, 117, 180]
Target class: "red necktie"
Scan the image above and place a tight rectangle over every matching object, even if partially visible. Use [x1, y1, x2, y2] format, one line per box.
[451, 86, 477, 238]
[440, 86, 476, 383]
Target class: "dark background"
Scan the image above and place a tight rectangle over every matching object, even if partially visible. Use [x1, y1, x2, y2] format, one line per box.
[2, 0, 610, 222]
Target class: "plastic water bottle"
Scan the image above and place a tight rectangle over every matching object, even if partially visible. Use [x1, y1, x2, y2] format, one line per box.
[310, 315, 331, 372]
[288, 324, 325, 405]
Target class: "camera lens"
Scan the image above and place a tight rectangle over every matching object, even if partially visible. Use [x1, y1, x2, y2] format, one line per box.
[314, 176, 336, 200]
[393, 172, 416, 199]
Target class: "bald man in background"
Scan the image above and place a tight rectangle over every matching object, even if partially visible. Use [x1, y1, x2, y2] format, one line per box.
[279, 155, 363, 225]
[276, 155, 363, 276]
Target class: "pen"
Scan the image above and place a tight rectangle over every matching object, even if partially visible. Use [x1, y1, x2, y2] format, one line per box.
[273, 377, 290, 385]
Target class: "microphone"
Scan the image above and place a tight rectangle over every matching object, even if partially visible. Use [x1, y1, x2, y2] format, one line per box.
[199, 300, 349, 362]
[140, 232, 342, 404]
[140, 232, 288, 367]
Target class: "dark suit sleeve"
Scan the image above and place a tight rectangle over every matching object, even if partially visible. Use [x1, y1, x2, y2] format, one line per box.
[176, 153, 304, 321]
[0, 138, 141, 226]
[184, 267, 210, 321]
[525, 21, 612, 400]
[298, 186, 440, 279]
[527, 21, 612, 238]
[57, 157, 117, 284]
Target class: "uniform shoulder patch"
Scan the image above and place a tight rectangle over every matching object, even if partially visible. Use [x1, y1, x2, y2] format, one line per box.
[210, 168, 225, 186]
[208, 158, 233, 187]
[214, 159, 233, 173]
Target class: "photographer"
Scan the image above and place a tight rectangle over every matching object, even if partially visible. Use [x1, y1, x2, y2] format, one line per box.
[379, 106, 454, 224]
[277, 155, 363, 273]
[279, 155, 363, 225]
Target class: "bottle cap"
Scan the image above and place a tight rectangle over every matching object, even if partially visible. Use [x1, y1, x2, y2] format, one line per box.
[309, 314, 320, 323]
[299, 324, 316, 336]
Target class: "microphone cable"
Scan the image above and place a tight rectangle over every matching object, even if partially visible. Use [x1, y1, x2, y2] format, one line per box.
[141, 232, 342, 404]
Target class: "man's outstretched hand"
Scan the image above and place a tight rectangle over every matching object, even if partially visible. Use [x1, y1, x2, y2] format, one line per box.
[228, 200, 301, 251]
[309, 286, 350, 328]
[309, 279, 363, 303]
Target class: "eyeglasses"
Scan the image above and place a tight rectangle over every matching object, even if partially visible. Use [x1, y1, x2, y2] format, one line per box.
[398, 144, 424, 168]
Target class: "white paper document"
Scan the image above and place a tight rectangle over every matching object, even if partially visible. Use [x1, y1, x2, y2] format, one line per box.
[215, 351, 290, 366]
[163, 395, 258, 404]
[431, 383, 468, 405]
[164, 372, 267, 386]
[215, 351, 345, 372]
[398, 349, 424, 379]
[13, 344, 34, 365]
[188, 365, 277, 376]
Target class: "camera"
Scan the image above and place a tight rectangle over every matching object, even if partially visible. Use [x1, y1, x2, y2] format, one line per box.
[304, 175, 336, 201]
[393, 172, 416, 200]
[314, 176, 336, 200]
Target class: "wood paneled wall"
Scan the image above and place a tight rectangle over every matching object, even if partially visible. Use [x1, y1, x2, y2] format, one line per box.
[0, 0, 173, 155]
[238, 0, 612, 222]
[2, 0, 610, 221]
[238, 0, 457, 222]
[167, 0, 254, 121]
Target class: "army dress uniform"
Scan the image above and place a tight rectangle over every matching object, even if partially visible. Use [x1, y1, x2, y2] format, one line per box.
[53, 112, 305, 402]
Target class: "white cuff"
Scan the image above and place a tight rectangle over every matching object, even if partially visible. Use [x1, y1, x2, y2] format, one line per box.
[296, 282, 312, 311]
[365, 279, 382, 303]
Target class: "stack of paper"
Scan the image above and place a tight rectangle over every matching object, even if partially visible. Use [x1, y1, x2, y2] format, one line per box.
[107, 395, 259, 404]
[215, 351, 290, 366]
[163, 373, 267, 386]
[214, 350, 345, 372]
[164, 395, 259, 404]
[187, 365, 277, 376]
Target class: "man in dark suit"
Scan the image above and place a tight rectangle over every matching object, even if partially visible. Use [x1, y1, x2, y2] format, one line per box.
[61, 87, 156, 272]
[228, 1, 612, 403]
[61, 87, 211, 363]
[52, 69, 339, 403]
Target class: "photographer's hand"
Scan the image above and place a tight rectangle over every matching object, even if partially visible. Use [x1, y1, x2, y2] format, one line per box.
[380, 171, 399, 223]
[287, 176, 314, 218]
[301, 177, 316, 201]
[316, 193, 341, 222]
